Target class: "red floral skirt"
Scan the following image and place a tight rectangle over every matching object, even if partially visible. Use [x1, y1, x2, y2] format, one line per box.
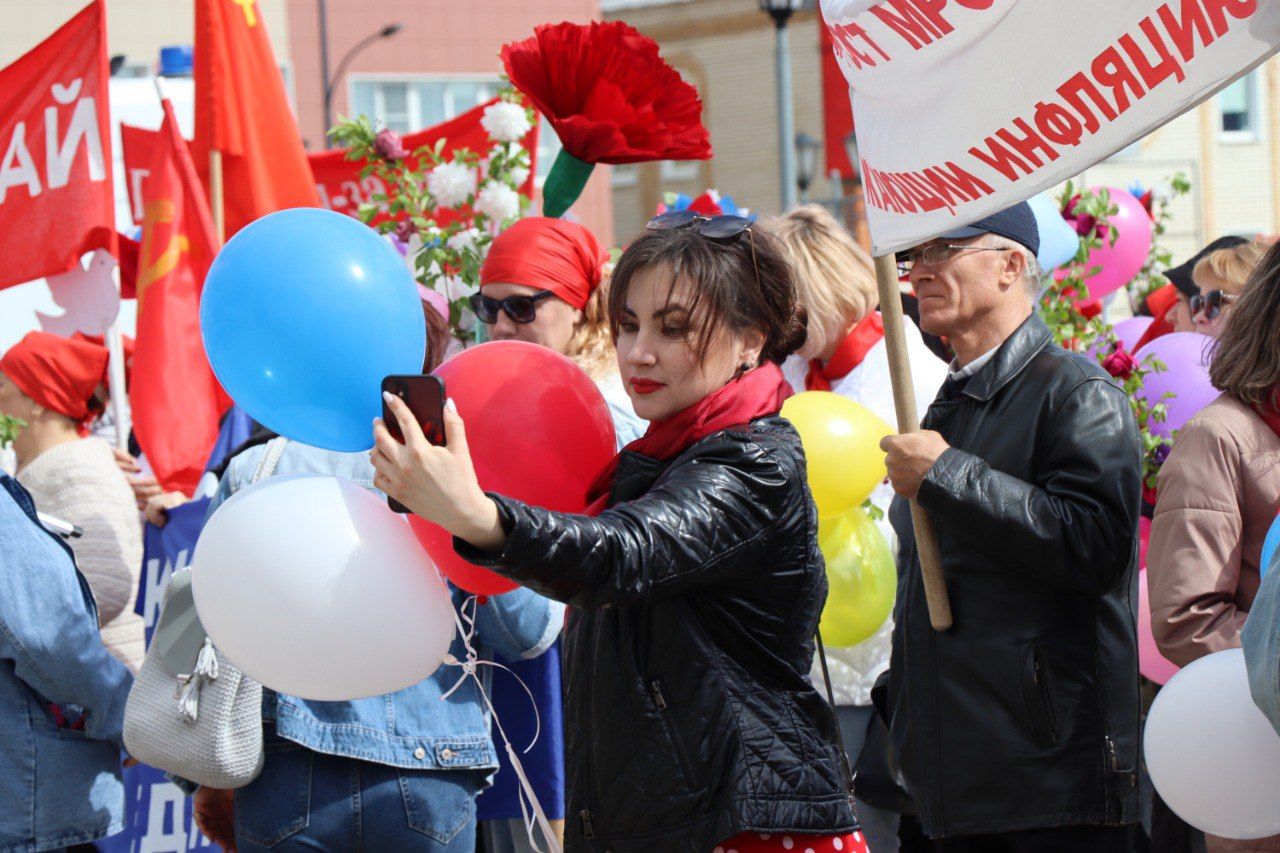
[713, 830, 868, 853]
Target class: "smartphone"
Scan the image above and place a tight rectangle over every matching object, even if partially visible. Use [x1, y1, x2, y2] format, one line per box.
[381, 374, 447, 513]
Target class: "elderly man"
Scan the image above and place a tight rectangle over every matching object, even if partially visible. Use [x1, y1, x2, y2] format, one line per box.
[878, 202, 1142, 851]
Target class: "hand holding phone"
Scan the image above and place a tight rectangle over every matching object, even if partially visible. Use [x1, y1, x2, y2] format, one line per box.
[381, 374, 447, 512]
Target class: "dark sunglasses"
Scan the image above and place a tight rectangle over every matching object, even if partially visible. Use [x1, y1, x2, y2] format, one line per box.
[646, 209, 754, 239]
[1190, 289, 1236, 320]
[469, 290, 556, 325]
[645, 210, 762, 296]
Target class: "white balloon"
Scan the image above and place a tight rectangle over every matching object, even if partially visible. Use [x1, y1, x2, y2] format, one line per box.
[192, 474, 456, 701]
[1145, 648, 1280, 840]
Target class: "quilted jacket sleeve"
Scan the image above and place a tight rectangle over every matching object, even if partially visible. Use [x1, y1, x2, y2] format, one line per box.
[454, 432, 796, 610]
[1147, 416, 1246, 666]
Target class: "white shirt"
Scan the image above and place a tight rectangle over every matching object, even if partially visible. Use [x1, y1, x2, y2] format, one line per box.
[596, 373, 648, 450]
[947, 344, 1000, 382]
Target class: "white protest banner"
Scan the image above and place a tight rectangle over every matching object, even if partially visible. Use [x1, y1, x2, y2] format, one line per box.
[821, 0, 1280, 254]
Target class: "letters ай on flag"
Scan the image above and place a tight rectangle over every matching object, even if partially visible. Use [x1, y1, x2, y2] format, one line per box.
[0, 0, 113, 291]
[194, 0, 319, 236]
[821, 0, 1280, 255]
[132, 100, 229, 497]
[308, 96, 540, 223]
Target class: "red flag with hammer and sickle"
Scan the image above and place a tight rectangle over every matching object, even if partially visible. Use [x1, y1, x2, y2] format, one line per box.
[131, 99, 229, 496]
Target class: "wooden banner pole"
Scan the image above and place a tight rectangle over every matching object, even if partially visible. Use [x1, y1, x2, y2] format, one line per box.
[209, 150, 225, 244]
[873, 253, 953, 631]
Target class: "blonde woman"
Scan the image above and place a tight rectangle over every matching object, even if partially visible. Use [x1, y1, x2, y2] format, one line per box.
[1190, 239, 1268, 337]
[472, 217, 646, 448]
[770, 205, 947, 851]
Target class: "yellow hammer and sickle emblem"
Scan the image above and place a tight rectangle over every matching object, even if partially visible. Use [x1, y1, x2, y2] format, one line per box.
[137, 199, 190, 303]
[230, 0, 257, 27]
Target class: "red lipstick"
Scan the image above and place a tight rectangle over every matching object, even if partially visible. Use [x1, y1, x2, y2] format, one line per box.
[629, 378, 665, 395]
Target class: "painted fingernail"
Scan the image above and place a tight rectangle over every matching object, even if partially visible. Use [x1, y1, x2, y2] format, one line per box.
[445, 398, 458, 414]
[382, 391, 395, 404]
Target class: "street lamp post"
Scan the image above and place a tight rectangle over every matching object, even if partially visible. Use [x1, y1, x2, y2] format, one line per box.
[319, 0, 403, 147]
[843, 130, 870, 246]
[760, 0, 805, 212]
[794, 132, 820, 202]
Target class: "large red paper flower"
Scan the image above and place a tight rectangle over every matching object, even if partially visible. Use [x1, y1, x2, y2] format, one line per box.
[501, 21, 712, 165]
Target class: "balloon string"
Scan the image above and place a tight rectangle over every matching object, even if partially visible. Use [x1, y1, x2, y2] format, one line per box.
[440, 595, 562, 853]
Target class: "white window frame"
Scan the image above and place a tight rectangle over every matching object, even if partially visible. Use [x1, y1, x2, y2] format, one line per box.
[612, 163, 640, 188]
[346, 73, 502, 132]
[660, 160, 700, 182]
[1218, 71, 1262, 143]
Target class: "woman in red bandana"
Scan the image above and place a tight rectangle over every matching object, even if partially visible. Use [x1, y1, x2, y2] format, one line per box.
[373, 212, 863, 852]
[768, 206, 946, 849]
[0, 332, 144, 672]
[475, 216, 646, 447]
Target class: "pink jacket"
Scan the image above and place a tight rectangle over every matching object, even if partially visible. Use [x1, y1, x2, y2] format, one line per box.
[1148, 394, 1280, 667]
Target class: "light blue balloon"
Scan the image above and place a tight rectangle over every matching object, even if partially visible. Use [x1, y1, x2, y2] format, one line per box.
[1028, 193, 1080, 270]
[201, 208, 426, 452]
[1262, 516, 1280, 580]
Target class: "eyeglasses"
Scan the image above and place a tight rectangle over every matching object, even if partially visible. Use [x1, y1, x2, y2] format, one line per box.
[896, 242, 1010, 277]
[1190, 289, 1236, 321]
[469, 290, 556, 325]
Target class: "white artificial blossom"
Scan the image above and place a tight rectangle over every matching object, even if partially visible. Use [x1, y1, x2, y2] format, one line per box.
[481, 100, 534, 143]
[427, 161, 477, 208]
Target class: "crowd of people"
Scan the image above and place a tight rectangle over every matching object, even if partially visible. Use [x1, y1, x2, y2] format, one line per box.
[2, 200, 1279, 853]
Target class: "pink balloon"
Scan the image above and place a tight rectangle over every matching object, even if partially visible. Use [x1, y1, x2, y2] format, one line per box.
[1133, 332, 1219, 440]
[1061, 188, 1154, 299]
[1139, 567, 1180, 685]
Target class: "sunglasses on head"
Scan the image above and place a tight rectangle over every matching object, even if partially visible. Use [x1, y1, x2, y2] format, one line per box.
[468, 290, 556, 325]
[645, 210, 762, 294]
[1190, 289, 1236, 320]
[645, 209, 754, 239]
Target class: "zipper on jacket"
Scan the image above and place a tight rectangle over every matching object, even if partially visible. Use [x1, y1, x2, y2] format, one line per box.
[579, 809, 596, 839]
[1105, 734, 1119, 771]
[650, 680, 667, 710]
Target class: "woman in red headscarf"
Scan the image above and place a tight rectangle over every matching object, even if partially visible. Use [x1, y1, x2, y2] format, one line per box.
[474, 217, 647, 447]
[0, 332, 144, 672]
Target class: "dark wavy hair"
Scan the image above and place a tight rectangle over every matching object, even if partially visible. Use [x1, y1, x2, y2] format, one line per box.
[1209, 239, 1280, 407]
[606, 224, 807, 366]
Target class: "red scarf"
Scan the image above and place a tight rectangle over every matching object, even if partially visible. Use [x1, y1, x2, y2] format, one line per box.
[585, 363, 793, 514]
[1256, 389, 1280, 440]
[806, 312, 885, 392]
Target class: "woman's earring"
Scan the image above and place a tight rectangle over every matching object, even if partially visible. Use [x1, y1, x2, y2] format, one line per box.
[736, 362, 752, 377]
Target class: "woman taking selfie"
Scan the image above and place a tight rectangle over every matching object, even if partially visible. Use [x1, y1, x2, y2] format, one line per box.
[374, 210, 860, 853]
[473, 216, 646, 447]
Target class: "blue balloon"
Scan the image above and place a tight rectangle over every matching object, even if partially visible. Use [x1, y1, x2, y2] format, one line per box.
[1028, 193, 1080, 271]
[201, 208, 426, 452]
[1262, 515, 1280, 580]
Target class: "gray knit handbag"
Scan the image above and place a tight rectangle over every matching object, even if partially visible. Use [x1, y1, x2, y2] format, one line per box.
[122, 438, 287, 789]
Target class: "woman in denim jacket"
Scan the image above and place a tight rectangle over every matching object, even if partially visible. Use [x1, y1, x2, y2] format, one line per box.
[0, 471, 133, 851]
[191, 440, 563, 851]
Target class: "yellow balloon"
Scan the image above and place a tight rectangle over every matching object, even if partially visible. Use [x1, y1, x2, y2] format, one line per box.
[781, 391, 893, 517]
[818, 509, 897, 648]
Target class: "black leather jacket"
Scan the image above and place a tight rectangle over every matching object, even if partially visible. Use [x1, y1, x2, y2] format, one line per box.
[459, 417, 856, 852]
[883, 314, 1142, 838]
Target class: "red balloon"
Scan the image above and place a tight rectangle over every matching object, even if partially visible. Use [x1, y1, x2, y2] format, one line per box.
[410, 341, 617, 595]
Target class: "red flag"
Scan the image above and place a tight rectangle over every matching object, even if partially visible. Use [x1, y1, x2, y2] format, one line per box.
[193, 0, 318, 237]
[0, 1, 114, 291]
[308, 96, 540, 225]
[131, 99, 228, 495]
[120, 123, 162, 227]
